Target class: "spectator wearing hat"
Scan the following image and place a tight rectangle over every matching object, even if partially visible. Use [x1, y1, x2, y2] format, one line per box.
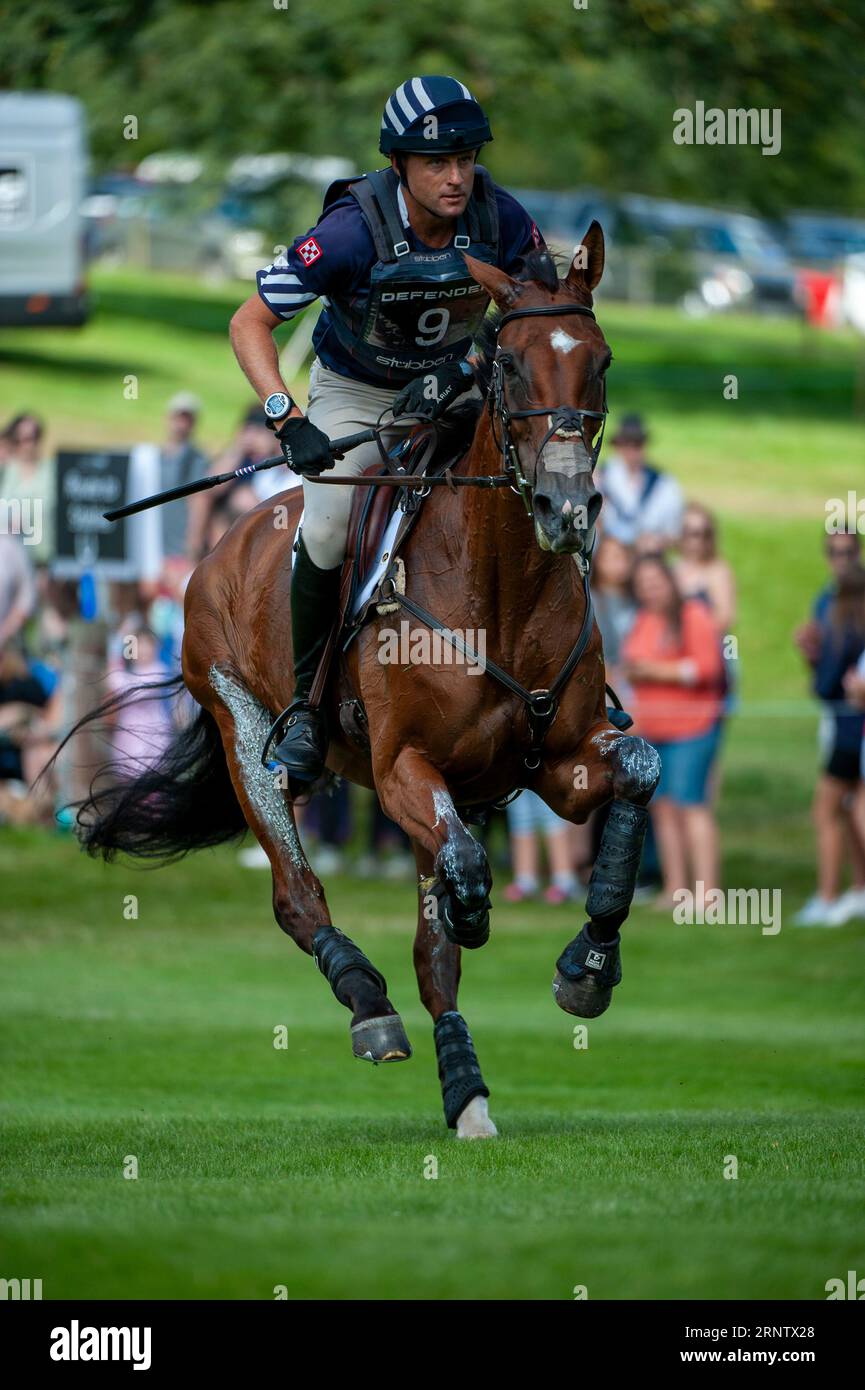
[158, 393, 210, 564]
[597, 413, 684, 555]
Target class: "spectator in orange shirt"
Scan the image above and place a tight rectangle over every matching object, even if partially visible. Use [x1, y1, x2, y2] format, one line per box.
[622, 555, 725, 908]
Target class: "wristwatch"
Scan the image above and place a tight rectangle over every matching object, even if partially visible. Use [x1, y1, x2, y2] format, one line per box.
[263, 391, 294, 423]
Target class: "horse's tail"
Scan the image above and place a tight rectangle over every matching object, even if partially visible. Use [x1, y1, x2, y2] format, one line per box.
[50, 675, 247, 863]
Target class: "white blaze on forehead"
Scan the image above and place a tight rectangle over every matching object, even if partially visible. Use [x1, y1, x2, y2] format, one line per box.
[550, 328, 583, 354]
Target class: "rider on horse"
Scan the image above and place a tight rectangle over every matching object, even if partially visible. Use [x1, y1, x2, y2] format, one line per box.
[229, 74, 545, 781]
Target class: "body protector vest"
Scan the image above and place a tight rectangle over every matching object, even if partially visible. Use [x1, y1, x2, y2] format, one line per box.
[320, 165, 500, 383]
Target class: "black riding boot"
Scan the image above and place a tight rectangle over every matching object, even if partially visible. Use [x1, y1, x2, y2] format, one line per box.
[267, 535, 342, 780]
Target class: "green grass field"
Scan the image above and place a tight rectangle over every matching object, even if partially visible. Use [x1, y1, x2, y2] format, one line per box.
[1, 269, 864, 1299]
[1, 822, 863, 1300]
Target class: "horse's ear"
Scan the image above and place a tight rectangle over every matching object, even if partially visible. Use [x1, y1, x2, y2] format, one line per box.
[564, 221, 605, 294]
[462, 252, 523, 310]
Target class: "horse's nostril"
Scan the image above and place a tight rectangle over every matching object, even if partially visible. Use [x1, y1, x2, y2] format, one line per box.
[535, 490, 600, 534]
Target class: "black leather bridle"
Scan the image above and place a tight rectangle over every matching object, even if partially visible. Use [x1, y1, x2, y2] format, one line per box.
[262, 300, 622, 777]
[489, 302, 609, 519]
[368, 300, 623, 773]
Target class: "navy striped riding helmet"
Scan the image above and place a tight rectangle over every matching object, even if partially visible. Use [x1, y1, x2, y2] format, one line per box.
[379, 75, 493, 155]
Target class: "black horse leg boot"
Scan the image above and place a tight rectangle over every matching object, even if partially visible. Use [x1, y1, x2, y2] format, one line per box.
[269, 535, 342, 780]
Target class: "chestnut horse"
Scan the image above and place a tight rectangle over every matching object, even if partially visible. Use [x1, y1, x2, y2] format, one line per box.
[77, 224, 659, 1138]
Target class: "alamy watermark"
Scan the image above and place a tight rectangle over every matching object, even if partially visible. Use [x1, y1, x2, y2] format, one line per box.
[673, 882, 781, 935]
[378, 620, 486, 675]
[1, 1276, 42, 1299]
[673, 102, 781, 157]
[825, 1270, 865, 1299]
[50, 1322, 151, 1369]
[825, 493, 865, 534]
[0, 497, 42, 546]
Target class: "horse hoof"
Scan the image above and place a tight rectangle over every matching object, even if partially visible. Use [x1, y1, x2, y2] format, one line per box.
[351, 1014, 413, 1064]
[441, 899, 491, 950]
[552, 970, 613, 1019]
[455, 1095, 498, 1139]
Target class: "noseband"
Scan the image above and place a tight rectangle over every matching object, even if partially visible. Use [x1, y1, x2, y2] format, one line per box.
[489, 303, 609, 519]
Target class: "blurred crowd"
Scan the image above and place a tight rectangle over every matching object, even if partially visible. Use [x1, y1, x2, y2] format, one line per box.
[793, 529, 865, 925]
[505, 412, 735, 908]
[1, 395, 864, 923]
[0, 396, 300, 828]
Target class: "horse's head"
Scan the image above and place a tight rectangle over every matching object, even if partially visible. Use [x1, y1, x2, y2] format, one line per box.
[466, 223, 609, 558]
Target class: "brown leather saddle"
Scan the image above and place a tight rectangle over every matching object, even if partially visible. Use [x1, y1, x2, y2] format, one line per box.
[294, 408, 628, 825]
[304, 419, 467, 725]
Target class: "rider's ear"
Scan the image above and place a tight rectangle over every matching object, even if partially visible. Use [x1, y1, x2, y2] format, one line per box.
[564, 221, 605, 294]
[462, 253, 523, 310]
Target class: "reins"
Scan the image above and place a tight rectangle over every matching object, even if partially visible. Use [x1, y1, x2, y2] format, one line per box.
[368, 299, 615, 771]
[263, 298, 621, 775]
[261, 298, 620, 778]
[307, 301, 609, 505]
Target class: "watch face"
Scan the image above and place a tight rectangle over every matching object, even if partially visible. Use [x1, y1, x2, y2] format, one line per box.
[264, 391, 291, 420]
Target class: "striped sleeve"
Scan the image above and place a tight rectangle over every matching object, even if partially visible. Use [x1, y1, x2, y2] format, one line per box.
[256, 257, 319, 322]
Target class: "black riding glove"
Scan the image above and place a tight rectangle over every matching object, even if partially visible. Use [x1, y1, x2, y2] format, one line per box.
[391, 360, 474, 421]
[272, 416, 335, 477]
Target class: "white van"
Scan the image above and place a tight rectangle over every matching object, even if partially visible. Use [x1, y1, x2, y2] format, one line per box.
[0, 91, 89, 326]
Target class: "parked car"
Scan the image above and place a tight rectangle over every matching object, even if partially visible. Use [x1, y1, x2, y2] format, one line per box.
[82, 174, 269, 280]
[82, 150, 353, 282]
[514, 186, 796, 314]
[781, 211, 865, 267]
[620, 195, 797, 314]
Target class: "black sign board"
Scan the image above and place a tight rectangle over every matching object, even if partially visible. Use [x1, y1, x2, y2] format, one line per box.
[53, 450, 131, 578]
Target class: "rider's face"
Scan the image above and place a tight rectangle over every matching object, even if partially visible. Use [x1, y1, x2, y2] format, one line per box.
[398, 151, 477, 219]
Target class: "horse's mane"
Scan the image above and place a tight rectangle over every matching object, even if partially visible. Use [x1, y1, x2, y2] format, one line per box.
[473, 248, 570, 395]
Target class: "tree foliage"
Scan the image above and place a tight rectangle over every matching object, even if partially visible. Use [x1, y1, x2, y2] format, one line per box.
[2, 0, 863, 214]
